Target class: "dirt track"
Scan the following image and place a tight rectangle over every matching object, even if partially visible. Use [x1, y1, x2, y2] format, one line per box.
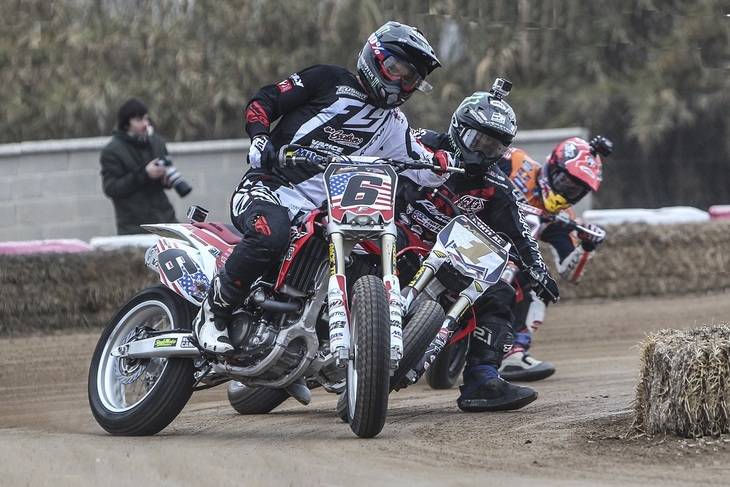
[2, 292, 730, 486]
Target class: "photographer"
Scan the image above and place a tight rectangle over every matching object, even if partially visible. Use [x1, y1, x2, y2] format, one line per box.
[100, 98, 187, 235]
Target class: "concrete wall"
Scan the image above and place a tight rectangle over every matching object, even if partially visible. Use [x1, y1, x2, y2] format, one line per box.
[0, 138, 250, 241]
[0, 127, 587, 242]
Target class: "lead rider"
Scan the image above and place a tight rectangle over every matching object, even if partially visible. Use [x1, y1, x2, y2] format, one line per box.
[194, 21, 455, 353]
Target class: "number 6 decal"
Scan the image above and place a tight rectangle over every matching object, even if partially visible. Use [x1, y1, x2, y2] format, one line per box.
[341, 175, 382, 207]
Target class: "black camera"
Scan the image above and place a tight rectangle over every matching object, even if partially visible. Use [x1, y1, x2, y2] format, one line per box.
[157, 156, 192, 197]
[589, 135, 614, 158]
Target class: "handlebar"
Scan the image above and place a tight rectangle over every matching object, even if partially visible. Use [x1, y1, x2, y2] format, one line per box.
[516, 202, 605, 239]
[278, 144, 465, 174]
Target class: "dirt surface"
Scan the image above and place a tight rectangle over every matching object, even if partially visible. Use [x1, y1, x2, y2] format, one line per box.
[2, 292, 730, 486]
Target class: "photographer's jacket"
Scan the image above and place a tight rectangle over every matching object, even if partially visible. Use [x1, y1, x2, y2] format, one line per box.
[100, 130, 176, 235]
[243, 64, 446, 215]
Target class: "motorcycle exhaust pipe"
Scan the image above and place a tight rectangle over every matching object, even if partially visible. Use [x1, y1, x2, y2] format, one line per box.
[252, 290, 302, 313]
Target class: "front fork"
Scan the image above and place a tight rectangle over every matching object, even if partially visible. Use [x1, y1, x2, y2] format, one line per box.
[381, 233, 403, 370]
[326, 230, 403, 370]
[401, 263, 490, 385]
[327, 232, 351, 367]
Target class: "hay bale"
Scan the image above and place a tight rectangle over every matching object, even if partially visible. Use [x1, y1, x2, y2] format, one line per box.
[544, 221, 730, 300]
[0, 248, 158, 336]
[632, 324, 730, 438]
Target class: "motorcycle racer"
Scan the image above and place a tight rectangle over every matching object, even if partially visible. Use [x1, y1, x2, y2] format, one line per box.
[194, 21, 456, 354]
[398, 81, 560, 412]
[496, 135, 613, 381]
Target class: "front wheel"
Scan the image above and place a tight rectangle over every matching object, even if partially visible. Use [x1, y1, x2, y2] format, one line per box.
[426, 339, 468, 390]
[337, 299, 446, 422]
[346, 275, 390, 438]
[88, 286, 195, 435]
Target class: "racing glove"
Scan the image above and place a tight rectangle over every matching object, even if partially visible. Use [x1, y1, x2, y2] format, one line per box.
[527, 265, 560, 304]
[248, 134, 277, 171]
[576, 223, 606, 252]
[432, 149, 456, 175]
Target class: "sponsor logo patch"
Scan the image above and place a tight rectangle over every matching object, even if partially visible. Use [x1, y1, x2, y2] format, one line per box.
[490, 112, 506, 123]
[455, 195, 487, 213]
[336, 85, 367, 101]
[277, 79, 293, 93]
[154, 337, 177, 348]
[324, 126, 363, 148]
[290, 73, 304, 87]
[310, 139, 344, 154]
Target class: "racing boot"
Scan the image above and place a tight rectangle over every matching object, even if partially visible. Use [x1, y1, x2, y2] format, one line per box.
[194, 271, 246, 354]
[499, 331, 555, 382]
[457, 364, 538, 412]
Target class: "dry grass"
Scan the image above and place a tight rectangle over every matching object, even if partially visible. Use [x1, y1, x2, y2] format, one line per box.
[546, 221, 730, 300]
[1, 221, 729, 336]
[632, 324, 730, 438]
[0, 248, 157, 336]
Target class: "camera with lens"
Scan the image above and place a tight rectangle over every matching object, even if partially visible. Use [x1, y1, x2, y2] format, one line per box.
[156, 156, 192, 197]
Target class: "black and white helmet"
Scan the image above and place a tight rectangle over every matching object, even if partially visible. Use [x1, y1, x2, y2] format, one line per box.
[357, 21, 441, 109]
[448, 78, 518, 175]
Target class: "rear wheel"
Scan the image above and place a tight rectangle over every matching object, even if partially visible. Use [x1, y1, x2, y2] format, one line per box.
[426, 339, 468, 390]
[88, 286, 195, 435]
[227, 382, 290, 414]
[346, 275, 390, 438]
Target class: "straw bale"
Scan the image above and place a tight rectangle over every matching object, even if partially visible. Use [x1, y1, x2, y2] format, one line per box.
[545, 221, 730, 300]
[0, 248, 157, 336]
[0, 221, 729, 336]
[633, 324, 730, 438]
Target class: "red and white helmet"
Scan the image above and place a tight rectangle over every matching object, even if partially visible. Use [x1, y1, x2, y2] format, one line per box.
[539, 137, 604, 213]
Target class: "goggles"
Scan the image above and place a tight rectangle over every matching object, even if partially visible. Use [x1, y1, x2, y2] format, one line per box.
[379, 55, 432, 93]
[460, 128, 510, 161]
[548, 167, 590, 203]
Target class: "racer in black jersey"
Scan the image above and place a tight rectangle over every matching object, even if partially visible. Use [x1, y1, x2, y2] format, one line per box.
[194, 21, 453, 354]
[399, 83, 559, 412]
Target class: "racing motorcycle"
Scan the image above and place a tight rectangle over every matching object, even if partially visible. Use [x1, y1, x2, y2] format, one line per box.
[87, 145, 459, 438]
[392, 213, 515, 391]
[423, 201, 605, 389]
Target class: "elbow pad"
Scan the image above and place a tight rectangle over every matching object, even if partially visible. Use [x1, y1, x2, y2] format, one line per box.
[556, 245, 593, 284]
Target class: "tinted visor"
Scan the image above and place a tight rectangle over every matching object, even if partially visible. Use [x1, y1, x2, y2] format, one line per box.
[548, 167, 590, 203]
[380, 56, 432, 93]
[460, 128, 510, 161]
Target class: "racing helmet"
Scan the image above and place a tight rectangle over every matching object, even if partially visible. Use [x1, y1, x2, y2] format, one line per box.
[540, 136, 611, 213]
[357, 21, 441, 109]
[448, 78, 517, 176]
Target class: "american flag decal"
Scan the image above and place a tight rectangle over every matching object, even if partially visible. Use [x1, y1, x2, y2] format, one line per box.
[325, 165, 396, 224]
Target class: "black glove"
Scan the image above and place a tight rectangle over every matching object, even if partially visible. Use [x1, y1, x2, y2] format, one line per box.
[577, 223, 606, 251]
[527, 265, 560, 304]
[589, 135, 613, 158]
[248, 134, 277, 171]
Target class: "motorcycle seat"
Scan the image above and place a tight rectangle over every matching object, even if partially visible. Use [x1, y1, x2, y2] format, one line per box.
[191, 222, 242, 245]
